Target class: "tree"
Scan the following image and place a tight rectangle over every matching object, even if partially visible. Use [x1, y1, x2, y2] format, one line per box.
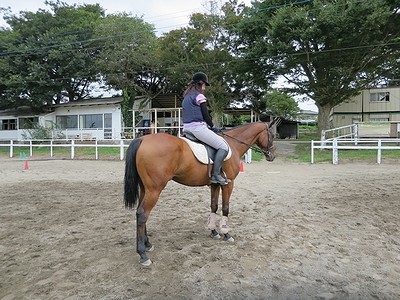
[237, 0, 400, 135]
[93, 13, 160, 127]
[0, 1, 104, 108]
[263, 90, 299, 120]
[158, 0, 248, 126]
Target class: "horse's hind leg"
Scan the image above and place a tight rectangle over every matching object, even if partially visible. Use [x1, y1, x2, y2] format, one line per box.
[136, 190, 160, 266]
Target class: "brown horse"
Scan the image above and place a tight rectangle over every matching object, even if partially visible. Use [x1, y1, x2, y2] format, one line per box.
[124, 121, 276, 266]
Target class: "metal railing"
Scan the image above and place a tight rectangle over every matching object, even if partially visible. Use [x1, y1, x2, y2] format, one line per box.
[321, 124, 358, 141]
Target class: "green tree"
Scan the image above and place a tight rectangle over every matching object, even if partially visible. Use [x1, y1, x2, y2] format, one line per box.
[263, 90, 299, 120]
[0, 1, 104, 109]
[238, 0, 400, 135]
[94, 13, 161, 127]
[159, 0, 247, 126]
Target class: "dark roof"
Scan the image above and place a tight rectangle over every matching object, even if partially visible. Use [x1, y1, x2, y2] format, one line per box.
[150, 94, 182, 108]
[50, 97, 123, 108]
[0, 106, 39, 117]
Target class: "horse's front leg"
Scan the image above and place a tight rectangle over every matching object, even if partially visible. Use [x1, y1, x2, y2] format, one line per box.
[220, 182, 234, 242]
[208, 184, 221, 239]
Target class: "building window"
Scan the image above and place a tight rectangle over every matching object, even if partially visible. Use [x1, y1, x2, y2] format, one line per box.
[0, 119, 17, 130]
[19, 117, 39, 129]
[370, 92, 389, 102]
[369, 118, 389, 122]
[56, 115, 78, 129]
[80, 114, 103, 129]
[104, 113, 112, 128]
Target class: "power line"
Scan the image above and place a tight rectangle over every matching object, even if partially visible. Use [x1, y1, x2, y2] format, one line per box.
[1, 0, 392, 58]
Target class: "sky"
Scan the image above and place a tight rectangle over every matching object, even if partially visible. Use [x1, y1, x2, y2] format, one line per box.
[0, 0, 228, 34]
[0, 0, 318, 111]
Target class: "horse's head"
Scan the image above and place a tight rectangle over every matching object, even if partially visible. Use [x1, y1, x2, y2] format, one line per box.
[257, 121, 276, 161]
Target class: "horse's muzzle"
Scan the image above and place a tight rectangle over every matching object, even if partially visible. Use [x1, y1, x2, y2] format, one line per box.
[265, 146, 276, 161]
[266, 152, 275, 161]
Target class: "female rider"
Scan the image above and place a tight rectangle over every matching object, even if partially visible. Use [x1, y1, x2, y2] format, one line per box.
[182, 72, 230, 185]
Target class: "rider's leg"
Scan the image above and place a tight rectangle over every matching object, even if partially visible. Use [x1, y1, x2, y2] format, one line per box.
[210, 148, 229, 185]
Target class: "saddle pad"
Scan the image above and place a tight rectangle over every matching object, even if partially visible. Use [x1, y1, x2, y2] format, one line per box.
[180, 137, 232, 165]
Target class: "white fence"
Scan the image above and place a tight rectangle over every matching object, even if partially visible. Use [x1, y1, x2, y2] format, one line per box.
[311, 138, 400, 164]
[0, 139, 130, 160]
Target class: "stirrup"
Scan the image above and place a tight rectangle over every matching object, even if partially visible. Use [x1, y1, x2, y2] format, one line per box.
[210, 176, 230, 185]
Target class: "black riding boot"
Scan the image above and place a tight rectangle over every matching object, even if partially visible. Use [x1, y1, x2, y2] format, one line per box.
[211, 149, 230, 185]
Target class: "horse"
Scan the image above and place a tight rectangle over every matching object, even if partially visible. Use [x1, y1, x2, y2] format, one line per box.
[124, 121, 276, 266]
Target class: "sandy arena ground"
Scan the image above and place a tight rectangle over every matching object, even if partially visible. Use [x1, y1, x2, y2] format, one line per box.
[1, 146, 400, 299]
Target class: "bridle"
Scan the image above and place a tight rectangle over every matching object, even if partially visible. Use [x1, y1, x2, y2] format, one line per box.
[220, 123, 274, 157]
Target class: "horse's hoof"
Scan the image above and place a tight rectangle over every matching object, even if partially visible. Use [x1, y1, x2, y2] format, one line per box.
[146, 245, 154, 252]
[140, 259, 152, 267]
[223, 234, 235, 242]
[210, 230, 221, 239]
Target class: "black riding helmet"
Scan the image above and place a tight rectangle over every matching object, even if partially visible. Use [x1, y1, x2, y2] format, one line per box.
[192, 72, 210, 86]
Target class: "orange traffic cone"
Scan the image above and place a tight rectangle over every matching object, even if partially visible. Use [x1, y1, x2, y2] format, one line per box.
[239, 161, 244, 172]
[24, 160, 29, 170]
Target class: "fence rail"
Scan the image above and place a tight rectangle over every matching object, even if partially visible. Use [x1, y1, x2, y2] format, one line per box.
[321, 124, 358, 141]
[311, 138, 400, 164]
[0, 139, 131, 160]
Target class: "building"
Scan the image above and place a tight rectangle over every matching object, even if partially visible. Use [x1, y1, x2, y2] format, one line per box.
[332, 87, 400, 126]
[0, 97, 123, 140]
[297, 109, 318, 125]
[331, 87, 400, 137]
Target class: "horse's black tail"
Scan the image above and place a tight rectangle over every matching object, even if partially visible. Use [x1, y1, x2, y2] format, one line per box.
[124, 138, 142, 209]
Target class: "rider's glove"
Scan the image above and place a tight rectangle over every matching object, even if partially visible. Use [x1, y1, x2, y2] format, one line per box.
[211, 126, 222, 133]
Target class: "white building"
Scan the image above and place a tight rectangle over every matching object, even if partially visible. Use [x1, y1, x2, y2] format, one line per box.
[0, 97, 123, 140]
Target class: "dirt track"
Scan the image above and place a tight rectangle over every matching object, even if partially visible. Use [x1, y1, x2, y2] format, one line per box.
[1, 157, 400, 299]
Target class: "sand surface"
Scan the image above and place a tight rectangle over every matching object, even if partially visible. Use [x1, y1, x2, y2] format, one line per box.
[1, 150, 400, 299]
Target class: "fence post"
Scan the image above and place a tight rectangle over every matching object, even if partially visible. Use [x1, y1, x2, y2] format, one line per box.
[321, 130, 326, 149]
[311, 140, 314, 164]
[377, 139, 382, 164]
[29, 140, 33, 157]
[354, 124, 359, 145]
[95, 140, 99, 160]
[9, 140, 13, 158]
[50, 140, 53, 157]
[120, 140, 124, 161]
[332, 139, 338, 165]
[244, 149, 252, 163]
[71, 139, 75, 159]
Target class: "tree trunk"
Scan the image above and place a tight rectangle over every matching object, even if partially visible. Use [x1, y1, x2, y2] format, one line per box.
[316, 103, 333, 139]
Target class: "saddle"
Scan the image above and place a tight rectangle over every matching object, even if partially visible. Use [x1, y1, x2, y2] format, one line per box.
[180, 133, 232, 165]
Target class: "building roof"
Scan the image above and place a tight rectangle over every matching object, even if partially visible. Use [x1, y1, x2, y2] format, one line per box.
[50, 97, 123, 108]
[150, 94, 182, 108]
[0, 106, 39, 117]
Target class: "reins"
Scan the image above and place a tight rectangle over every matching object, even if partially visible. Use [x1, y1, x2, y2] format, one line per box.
[219, 124, 273, 156]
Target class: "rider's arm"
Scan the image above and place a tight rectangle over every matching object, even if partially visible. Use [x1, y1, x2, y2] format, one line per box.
[200, 102, 214, 128]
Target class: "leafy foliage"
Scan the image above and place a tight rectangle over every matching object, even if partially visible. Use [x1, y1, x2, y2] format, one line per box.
[263, 90, 299, 119]
[1, 2, 105, 108]
[237, 0, 400, 134]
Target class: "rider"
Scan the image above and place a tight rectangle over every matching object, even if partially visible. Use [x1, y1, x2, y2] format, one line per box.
[182, 72, 230, 185]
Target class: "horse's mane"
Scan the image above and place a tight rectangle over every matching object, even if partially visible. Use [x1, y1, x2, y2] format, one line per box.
[223, 121, 264, 132]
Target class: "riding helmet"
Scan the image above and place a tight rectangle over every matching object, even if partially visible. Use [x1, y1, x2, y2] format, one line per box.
[192, 72, 210, 86]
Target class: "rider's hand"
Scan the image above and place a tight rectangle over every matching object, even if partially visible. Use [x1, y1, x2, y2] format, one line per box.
[211, 126, 222, 133]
